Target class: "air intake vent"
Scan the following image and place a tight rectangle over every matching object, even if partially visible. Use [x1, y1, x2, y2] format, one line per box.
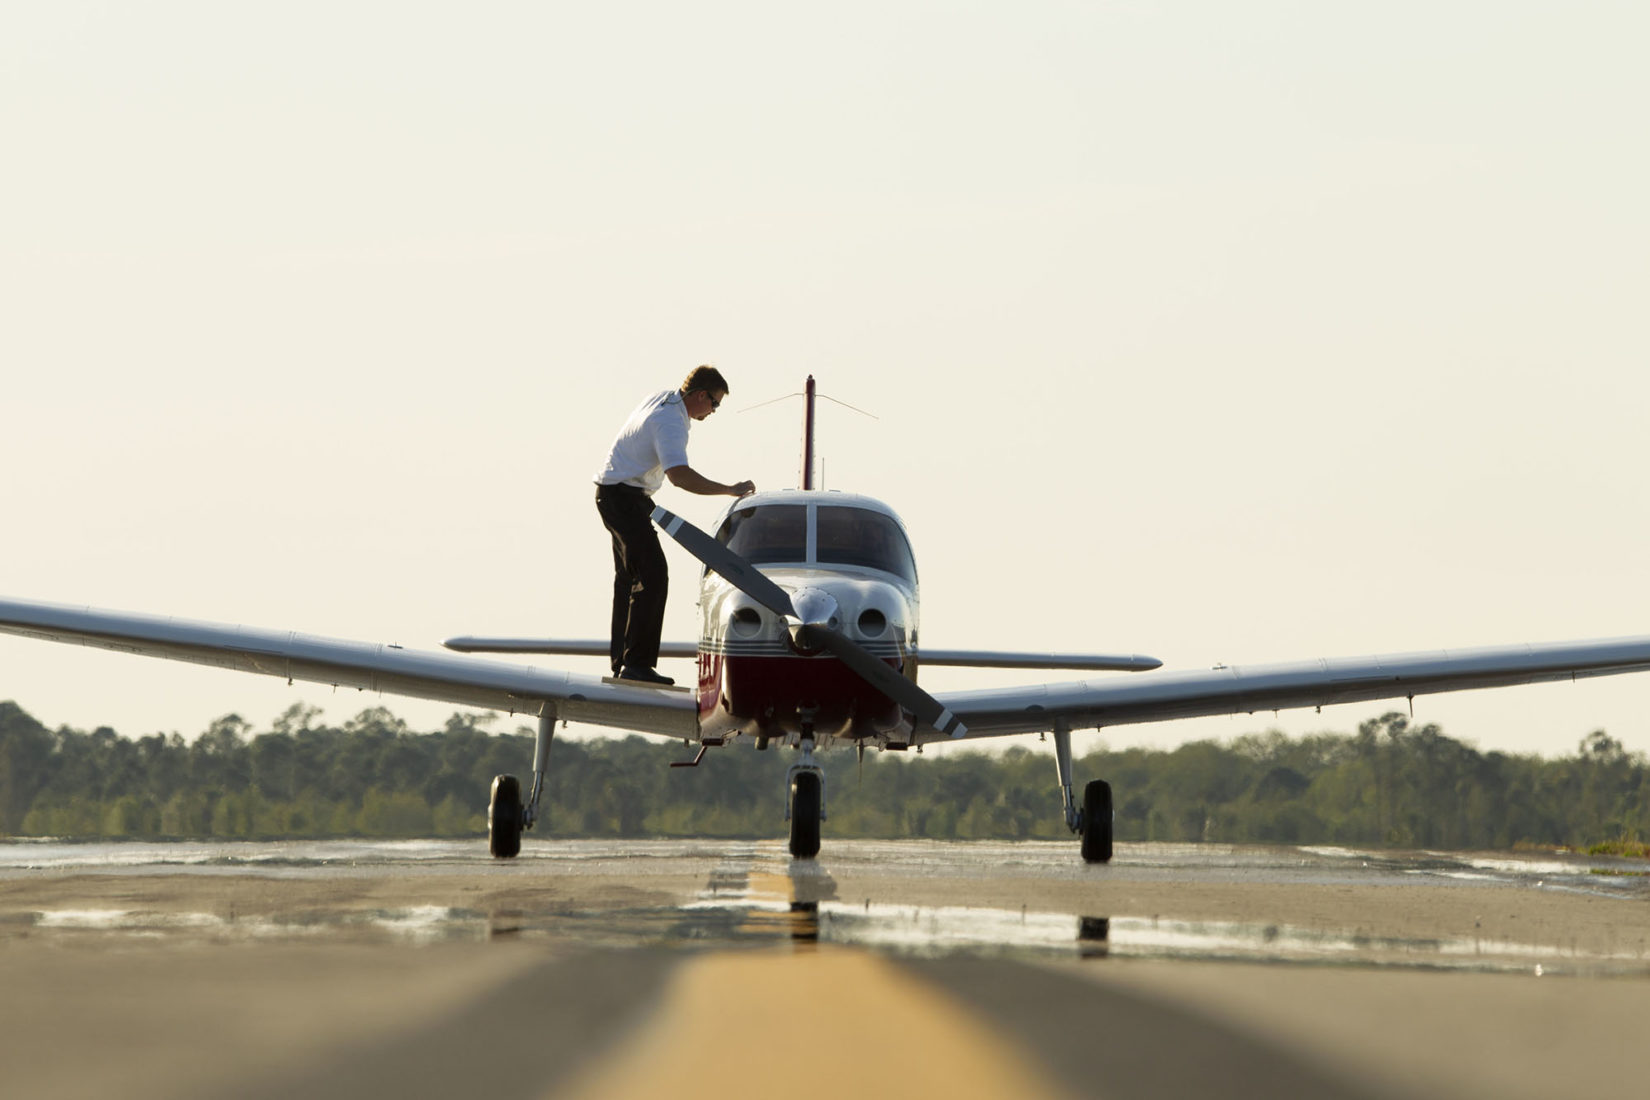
[730, 607, 763, 638]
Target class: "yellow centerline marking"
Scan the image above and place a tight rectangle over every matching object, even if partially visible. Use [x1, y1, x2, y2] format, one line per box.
[557, 946, 1076, 1100]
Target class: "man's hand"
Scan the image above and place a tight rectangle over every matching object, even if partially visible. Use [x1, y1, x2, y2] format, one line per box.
[666, 465, 756, 498]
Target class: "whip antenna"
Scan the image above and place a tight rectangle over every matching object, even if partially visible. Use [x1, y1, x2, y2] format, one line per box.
[736, 377, 876, 490]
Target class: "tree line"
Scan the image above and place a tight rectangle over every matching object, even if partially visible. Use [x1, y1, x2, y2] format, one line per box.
[1, 700, 1646, 849]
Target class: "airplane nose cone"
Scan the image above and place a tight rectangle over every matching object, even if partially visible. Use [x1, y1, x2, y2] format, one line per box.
[787, 588, 839, 651]
[790, 588, 840, 630]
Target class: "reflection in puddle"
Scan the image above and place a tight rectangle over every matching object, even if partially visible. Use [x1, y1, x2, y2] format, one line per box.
[8, 838, 1648, 976]
[23, 905, 493, 943]
[738, 901, 821, 944]
[789, 904, 1645, 975]
[657, 844, 1650, 976]
[687, 844, 832, 946]
[23, 898, 1642, 975]
[1077, 915, 1110, 959]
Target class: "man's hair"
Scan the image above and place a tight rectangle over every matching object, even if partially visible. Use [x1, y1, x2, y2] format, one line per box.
[681, 365, 729, 396]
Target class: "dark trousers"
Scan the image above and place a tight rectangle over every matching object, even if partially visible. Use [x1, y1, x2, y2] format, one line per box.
[595, 483, 668, 675]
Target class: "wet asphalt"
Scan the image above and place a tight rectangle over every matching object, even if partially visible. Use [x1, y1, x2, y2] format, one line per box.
[5, 838, 1650, 1099]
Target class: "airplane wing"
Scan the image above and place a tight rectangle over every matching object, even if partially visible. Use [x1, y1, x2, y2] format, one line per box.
[932, 636, 1650, 741]
[0, 596, 698, 738]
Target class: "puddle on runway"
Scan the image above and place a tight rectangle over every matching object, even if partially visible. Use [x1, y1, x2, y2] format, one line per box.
[644, 842, 1650, 977]
[0, 837, 729, 876]
[18, 905, 495, 943]
[6, 837, 1648, 974]
[813, 904, 1650, 976]
[19, 896, 1643, 976]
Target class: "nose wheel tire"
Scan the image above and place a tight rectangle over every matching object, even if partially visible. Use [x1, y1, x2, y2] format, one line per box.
[1080, 779, 1113, 864]
[789, 771, 822, 859]
[489, 774, 523, 859]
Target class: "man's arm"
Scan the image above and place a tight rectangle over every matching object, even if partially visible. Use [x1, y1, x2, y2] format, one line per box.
[665, 465, 755, 497]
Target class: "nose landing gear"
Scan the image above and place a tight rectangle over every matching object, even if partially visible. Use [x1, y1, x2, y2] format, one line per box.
[785, 734, 826, 859]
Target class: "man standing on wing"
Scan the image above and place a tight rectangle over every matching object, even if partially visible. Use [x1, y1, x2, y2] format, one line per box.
[594, 366, 755, 685]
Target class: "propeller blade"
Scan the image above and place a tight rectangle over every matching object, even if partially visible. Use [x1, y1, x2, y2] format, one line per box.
[651, 506, 967, 738]
[651, 506, 797, 619]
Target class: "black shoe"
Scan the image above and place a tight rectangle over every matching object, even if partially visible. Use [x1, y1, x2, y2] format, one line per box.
[618, 666, 675, 686]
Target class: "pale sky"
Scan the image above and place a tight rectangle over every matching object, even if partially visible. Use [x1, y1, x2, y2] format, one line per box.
[3, 2, 1647, 760]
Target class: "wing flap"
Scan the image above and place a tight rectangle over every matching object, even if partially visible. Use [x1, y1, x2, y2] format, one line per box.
[0, 597, 698, 737]
[932, 636, 1650, 740]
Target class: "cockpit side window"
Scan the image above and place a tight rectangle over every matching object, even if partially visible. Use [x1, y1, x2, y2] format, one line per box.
[715, 505, 808, 564]
[815, 506, 917, 584]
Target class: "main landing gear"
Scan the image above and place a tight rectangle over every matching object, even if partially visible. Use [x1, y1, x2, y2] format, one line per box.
[786, 735, 826, 859]
[488, 774, 523, 858]
[489, 709, 556, 860]
[1079, 778, 1113, 863]
[1054, 722, 1113, 864]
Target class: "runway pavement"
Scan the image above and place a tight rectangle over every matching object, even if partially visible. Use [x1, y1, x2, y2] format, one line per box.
[2, 837, 1648, 1098]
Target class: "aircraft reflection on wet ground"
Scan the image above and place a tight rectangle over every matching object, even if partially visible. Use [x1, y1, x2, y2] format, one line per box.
[4, 837, 1648, 977]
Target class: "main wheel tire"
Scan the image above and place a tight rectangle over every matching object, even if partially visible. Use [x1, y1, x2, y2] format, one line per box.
[1079, 779, 1113, 864]
[789, 771, 822, 859]
[489, 774, 523, 859]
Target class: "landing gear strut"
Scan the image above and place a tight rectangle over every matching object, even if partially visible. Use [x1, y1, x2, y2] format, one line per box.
[786, 735, 826, 859]
[1053, 722, 1113, 864]
[488, 708, 556, 860]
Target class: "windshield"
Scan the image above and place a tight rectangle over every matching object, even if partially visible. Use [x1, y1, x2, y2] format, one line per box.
[717, 505, 807, 563]
[714, 502, 917, 584]
[816, 506, 917, 584]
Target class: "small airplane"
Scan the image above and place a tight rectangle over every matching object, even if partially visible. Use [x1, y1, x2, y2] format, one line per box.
[6, 376, 1650, 864]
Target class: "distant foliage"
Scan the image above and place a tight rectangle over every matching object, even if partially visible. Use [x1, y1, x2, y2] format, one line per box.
[1, 701, 1646, 849]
